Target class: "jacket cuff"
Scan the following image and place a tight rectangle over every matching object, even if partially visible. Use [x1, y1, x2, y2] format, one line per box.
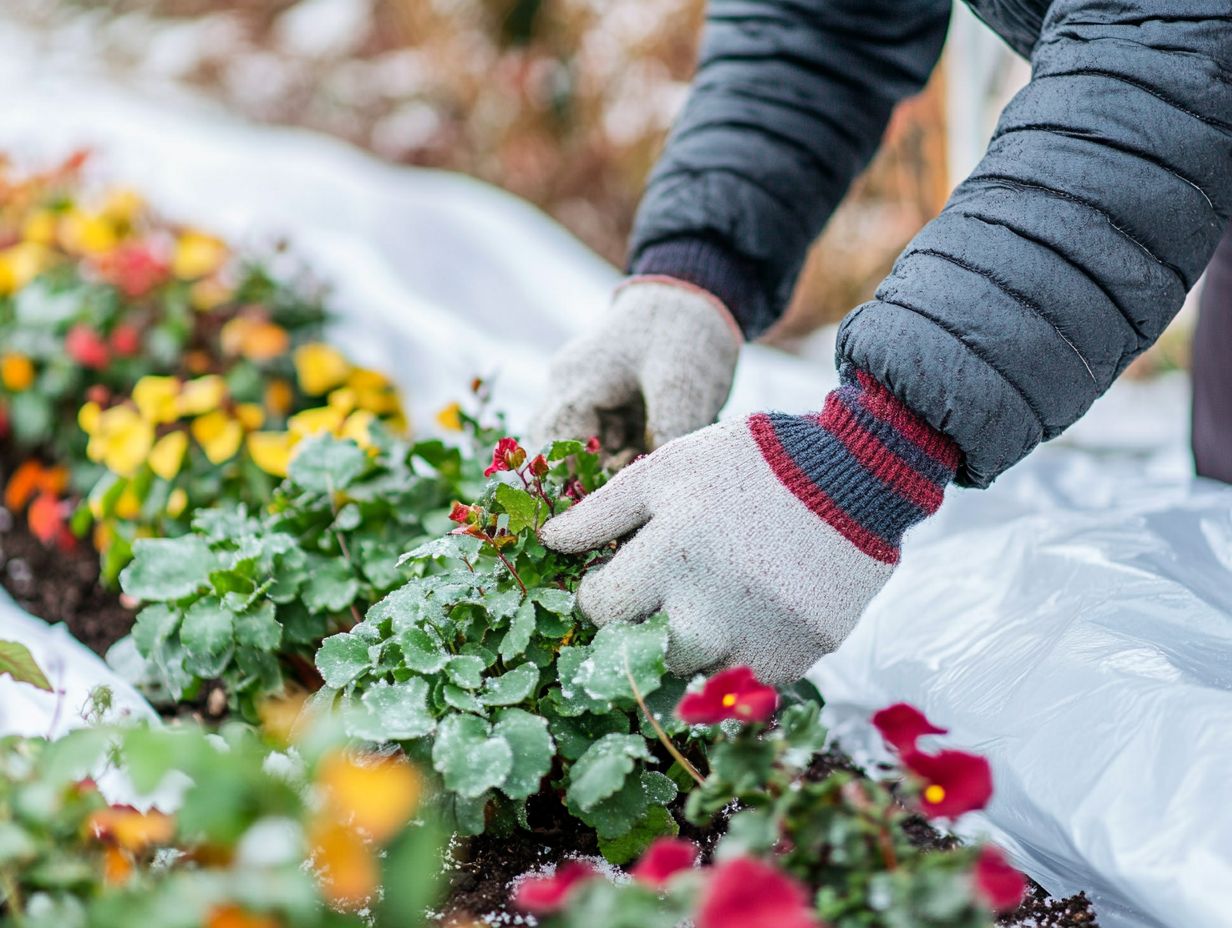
[749, 368, 960, 564]
[631, 238, 773, 340]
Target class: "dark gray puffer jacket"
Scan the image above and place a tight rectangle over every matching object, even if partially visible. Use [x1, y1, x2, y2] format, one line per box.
[629, 0, 1232, 487]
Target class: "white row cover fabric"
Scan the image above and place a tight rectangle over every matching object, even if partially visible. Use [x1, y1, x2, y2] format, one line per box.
[2, 16, 1229, 927]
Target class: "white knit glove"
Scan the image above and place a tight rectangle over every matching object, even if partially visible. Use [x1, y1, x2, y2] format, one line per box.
[540, 371, 960, 685]
[529, 279, 742, 456]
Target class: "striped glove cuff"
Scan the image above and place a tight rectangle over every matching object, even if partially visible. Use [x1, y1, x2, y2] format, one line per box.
[749, 368, 960, 564]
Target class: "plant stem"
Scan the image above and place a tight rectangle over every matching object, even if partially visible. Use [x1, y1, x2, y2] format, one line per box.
[482, 535, 527, 594]
[1, 868, 25, 924]
[625, 662, 705, 787]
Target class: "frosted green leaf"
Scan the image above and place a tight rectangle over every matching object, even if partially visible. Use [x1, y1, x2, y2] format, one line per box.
[492, 709, 554, 800]
[316, 633, 373, 688]
[566, 734, 652, 812]
[479, 663, 539, 707]
[432, 714, 513, 799]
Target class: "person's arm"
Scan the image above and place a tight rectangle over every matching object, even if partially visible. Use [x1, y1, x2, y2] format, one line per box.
[630, 0, 952, 338]
[838, 0, 1232, 488]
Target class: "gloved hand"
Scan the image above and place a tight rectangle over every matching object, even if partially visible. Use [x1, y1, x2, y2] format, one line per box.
[529, 278, 742, 458]
[540, 369, 960, 685]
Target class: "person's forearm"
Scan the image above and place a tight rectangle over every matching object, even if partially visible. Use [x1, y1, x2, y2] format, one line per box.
[628, 0, 951, 338]
[838, 0, 1232, 488]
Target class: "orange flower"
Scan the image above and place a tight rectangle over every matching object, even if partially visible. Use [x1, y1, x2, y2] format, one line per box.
[206, 905, 281, 928]
[102, 845, 134, 886]
[264, 379, 295, 417]
[221, 315, 290, 362]
[0, 353, 35, 392]
[5, 460, 68, 511]
[316, 751, 422, 842]
[309, 819, 379, 911]
[85, 806, 176, 852]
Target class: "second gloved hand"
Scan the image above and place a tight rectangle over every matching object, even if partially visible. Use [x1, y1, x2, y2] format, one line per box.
[539, 369, 960, 685]
[529, 278, 742, 458]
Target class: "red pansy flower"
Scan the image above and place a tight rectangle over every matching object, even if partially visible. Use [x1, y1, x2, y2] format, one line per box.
[872, 703, 947, 754]
[973, 846, 1026, 912]
[903, 749, 993, 819]
[697, 857, 820, 928]
[677, 667, 778, 725]
[632, 838, 698, 887]
[109, 324, 142, 358]
[65, 325, 111, 370]
[484, 437, 527, 477]
[95, 244, 168, 298]
[512, 861, 596, 914]
[529, 454, 549, 478]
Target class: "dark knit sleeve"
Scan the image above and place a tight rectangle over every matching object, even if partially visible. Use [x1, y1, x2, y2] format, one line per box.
[628, 0, 951, 338]
[838, 0, 1232, 488]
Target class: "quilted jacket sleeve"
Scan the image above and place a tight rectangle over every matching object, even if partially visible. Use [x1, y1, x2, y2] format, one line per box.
[838, 0, 1232, 487]
[628, 0, 951, 338]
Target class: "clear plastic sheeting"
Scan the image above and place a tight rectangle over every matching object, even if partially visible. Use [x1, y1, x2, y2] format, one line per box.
[814, 445, 1232, 928]
[0, 596, 157, 739]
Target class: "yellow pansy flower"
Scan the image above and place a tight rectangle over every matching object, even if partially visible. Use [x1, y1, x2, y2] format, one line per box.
[101, 188, 144, 226]
[247, 431, 299, 478]
[340, 410, 375, 449]
[21, 210, 56, 245]
[328, 387, 357, 414]
[132, 376, 181, 424]
[190, 278, 232, 312]
[78, 401, 102, 435]
[149, 431, 189, 481]
[288, 405, 345, 438]
[349, 367, 402, 415]
[0, 242, 51, 295]
[294, 343, 351, 396]
[166, 487, 189, 518]
[58, 210, 117, 255]
[234, 403, 265, 431]
[87, 405, 155, 478]
[1, 354, 36, 392]
[115, 485, 142, 521]
[178, 375, 227, 417]
[191, 410, 244, 465]
[172, 230, 227, 280]
[435, 401, 463, 431]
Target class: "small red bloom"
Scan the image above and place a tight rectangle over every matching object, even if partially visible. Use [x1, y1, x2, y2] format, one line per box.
[65, 325, 111, 370]
[697, 857, 820, 928]
[448, 502, 475, 524]
[86, 384, 111, 406]
[585, 436, 601, 454]
[563, 478, 585, 502]
[484, 437, 527, 477]
[529, 454, 549, 478]
[632, 838, 698, 887]
[677, 667, 778, 725]
[95, 244, 168, 299]
[513, 861, 596, 914]
[109, 324, 142, 357]
[973, 846, 1026, 912]
[903, 749, 993, 819]
[873, 703, 947, 754]
[0, 402, 9, 440]
[28, 492, 75, 552]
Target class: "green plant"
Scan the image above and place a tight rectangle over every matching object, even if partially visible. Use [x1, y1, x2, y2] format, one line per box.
[0, 716, 441, 928]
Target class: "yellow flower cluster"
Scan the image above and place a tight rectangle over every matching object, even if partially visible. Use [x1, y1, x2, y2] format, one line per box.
[247, 344, 407, 478]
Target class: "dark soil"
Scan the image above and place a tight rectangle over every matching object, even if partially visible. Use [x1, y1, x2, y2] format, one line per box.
[0, 466, 136, 657]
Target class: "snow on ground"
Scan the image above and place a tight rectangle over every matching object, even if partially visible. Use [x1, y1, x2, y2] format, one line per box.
[1, 13, 1229, 928]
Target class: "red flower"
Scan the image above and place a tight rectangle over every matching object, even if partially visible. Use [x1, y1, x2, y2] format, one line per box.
[632, 838, 698, 887]
[28, 492, 75, 552]
[677, 667, 778, 725]
[448, 502, 475, 524]
[65, 325, 111, 370]
[109, 324, 142, 358]
[903, 749, 993, 819]
[484, 437, 527, 477]
[585, 436, 601, 454]
[529, 454, 549, 478]
[512, 861, 596, 914]
[563, 478, 585, 502]
[697, 858, 820, 928]
[873, 703, 947, 754]
[95, 244, 168, 298]
[973, 846, 1026, 912]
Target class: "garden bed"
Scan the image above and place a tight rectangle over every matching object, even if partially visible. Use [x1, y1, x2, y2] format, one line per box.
[0, 157, 1102, 928]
